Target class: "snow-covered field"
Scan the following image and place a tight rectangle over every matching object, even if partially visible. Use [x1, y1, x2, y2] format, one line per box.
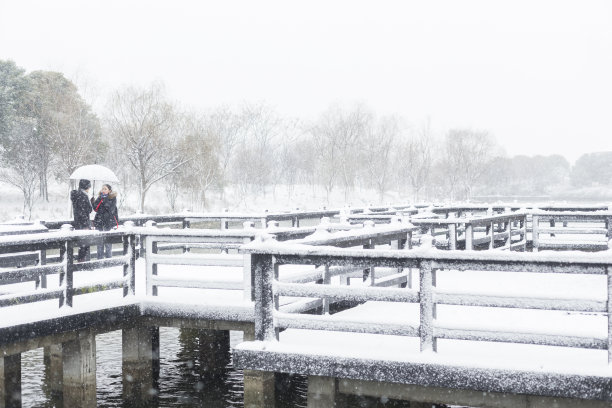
[0, 178, 413, 224]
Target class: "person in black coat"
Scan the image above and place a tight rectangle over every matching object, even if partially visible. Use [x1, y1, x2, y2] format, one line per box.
[92, 184, 119, 259]
[70, 179, 93, 262]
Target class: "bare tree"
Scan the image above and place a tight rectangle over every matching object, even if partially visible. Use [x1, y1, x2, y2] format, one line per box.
[107, 82, 188, 212]
[231, 104, 281, 199]
[0, 118, 40, 218]
[48, 95, 105, 179]
[443, 129, 497, 201]
[337, 105, 370, 200]
[275, 119, 304, 200]
[175, 111, 220, 210]
[361, 115, 399, 203]
[308, 115, 339, 203]
[309, 104, 370, 202]
[164, 171, 181, 212]
[204, 107, 246, 200]
[395, 121, 434, 202]
[103, 135, 134, 212]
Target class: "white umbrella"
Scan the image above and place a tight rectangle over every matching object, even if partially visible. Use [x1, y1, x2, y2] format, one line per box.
[68, 165, 120, 218]
[69, 164, 119, 183]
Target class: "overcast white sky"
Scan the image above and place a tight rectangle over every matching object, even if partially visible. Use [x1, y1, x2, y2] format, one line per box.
[1, 0, 611, 163]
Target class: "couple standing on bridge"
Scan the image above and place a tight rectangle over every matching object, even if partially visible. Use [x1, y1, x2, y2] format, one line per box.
[70, 179, 119, 262]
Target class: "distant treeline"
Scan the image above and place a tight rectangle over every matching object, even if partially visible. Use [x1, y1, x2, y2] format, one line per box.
[0, 60, 609, 217]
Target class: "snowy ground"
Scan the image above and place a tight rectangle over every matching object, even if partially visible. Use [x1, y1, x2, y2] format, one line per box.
[0, 178, 414, 223]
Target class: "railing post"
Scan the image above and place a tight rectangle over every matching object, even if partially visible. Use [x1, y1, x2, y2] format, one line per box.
[323, 264, 331, 314]
[123, 223, 136, 297]
[448, 223, 457, 250]
[252, 253, 278, 341]
[243, 221, 255, 302]
[520, 215, 527, 250]
[549, 218, 556, 238]
[58, 225, 74, 308]
[532, 215, 540, 252]
[362, 238, 374, 285]
[465, 224, 474, 250]
[505, 219, 512, 250]
[39, 248, 47, 289]
[222, 208, 229, 229]
[274, 263, 280, 314]
[145, 224, 158, 296]
[419, 260, 435, 352]
[404, 243, 413, 289]
[182, 218, 191, 253]
[60, 239, 74, 308]
[608, 266, 612, 364]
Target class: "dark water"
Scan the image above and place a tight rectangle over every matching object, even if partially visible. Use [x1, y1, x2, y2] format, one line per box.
[21, 328, 309, 408]
[20, 328, 461, 407]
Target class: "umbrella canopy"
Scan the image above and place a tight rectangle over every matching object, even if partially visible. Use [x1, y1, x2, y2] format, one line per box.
[69, 165, 119, 183]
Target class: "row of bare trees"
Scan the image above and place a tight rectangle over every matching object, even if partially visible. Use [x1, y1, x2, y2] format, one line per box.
[1, 61, 579, 217]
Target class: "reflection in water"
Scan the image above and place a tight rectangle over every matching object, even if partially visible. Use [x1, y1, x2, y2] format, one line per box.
[23, 328, 309, 407]
[20, 327, 464, 407]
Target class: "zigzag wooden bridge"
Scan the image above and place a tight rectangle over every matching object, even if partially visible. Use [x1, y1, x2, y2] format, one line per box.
[0, 204, 611, 407]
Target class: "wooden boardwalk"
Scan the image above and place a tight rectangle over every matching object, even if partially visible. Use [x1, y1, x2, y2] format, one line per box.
[1, 206, 612, 407]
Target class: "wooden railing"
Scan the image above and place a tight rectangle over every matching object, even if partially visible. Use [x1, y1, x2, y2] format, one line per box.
[38, 208, 358, 230]
[531, 211, 612, 251]
[142, 224, 258, 301]
[141, 219, 417, 304]
[245, 243, 612, 363]
[409, 213, 527, 251]
[0, 225, 136, 308]
[0, 219, 418, 315]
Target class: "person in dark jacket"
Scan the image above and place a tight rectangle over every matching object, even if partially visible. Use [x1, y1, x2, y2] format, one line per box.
[92, 184, 119, 259]
[70, 179, 93, 262]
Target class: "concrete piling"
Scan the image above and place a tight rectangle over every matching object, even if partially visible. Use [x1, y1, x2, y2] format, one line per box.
[122, 325, 160, 406]
[62, 331, 96, 408]
[0, 354, 21, 408]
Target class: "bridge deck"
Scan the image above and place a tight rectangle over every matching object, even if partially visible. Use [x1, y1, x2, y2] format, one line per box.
[234, 300, 612, 402]
[0, 258, 337, 347]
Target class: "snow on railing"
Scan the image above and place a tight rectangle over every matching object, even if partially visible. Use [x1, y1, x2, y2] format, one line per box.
[245, 242, 612, 363]
[0, 217, 411, 314]
[142, 221, 259, 301]
[0, 223, 136, 308]
[141, 218, 417, 305]
[38, 207, 360, 230]
[531, 211, 612, 252]
[410, 212, 528, 251]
